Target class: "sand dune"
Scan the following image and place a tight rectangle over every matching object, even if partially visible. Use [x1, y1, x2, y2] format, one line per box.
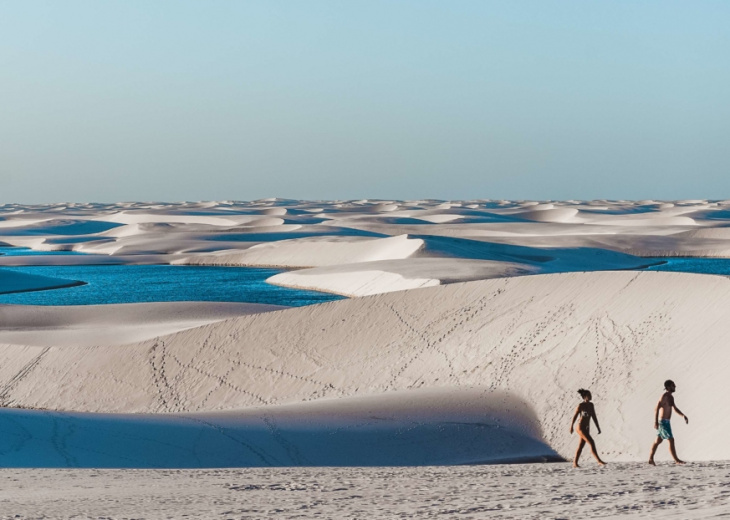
[0, 218, 123, 236]
[588, 216, 697, 227]
[0, 253, 178, 266]
[0, 301, 282, 347]
[6, 199, 730, 268]
[173, 234, 423, 267]
[674, 227, 730, 239]
[0, 270, 728, 464]
[586, 234, 730, 257]
[0, 268, 84, 295]
[511, 207, 580, 223]
[103, 212, 243, 227]
[0, 389, 555, 467]
[2, 199, 730, 474]
[267, 258, 539, 296]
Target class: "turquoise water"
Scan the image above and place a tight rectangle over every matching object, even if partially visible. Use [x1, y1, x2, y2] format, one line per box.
[0, 247, 83, 256]
[5, 249, 725, 308]
[0, 264, 343, 306]
[0, 220, 121, 235]
[644, 258, 730, 275]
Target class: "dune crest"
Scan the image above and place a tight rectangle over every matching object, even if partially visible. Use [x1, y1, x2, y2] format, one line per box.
[173, 234, 423, 267]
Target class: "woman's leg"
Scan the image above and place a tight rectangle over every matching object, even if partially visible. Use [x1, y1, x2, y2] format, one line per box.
[578, 430, 606, 465]
[574, 438, 586, 467]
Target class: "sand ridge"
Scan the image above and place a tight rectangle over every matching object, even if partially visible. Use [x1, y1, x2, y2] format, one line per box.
[0, 301, 284, 347]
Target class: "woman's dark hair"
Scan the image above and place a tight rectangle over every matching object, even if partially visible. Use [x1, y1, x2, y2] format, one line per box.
[578, 388, 592, 400]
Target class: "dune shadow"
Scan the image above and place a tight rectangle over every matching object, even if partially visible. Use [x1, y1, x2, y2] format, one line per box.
[416, 235, 653, 272]
[0, 388, 561, 468]
[416, 235, 556, 264]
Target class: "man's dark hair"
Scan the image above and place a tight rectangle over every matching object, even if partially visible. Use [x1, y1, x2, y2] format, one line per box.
[664, 380, 675, 390]
[578, 388, 592, 400]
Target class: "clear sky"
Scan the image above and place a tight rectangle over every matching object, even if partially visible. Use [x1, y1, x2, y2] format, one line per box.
[1, 1, 728, 203]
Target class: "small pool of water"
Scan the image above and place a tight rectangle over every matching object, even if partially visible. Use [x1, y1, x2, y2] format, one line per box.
[0, 220, 122, 236]
[0, 264, 344, 306]
[0, 246, 84, 256]
[644, 258, 730, 275]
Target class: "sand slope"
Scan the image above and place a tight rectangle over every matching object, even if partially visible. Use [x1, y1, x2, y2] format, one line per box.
[0, 270, 727, 463]
[266, 258, 539, 296]
[0, 389, 555, 467]
[3, 199, 730, 471]
[0, 268, 84, 295]
[0, 301, 283, 347]
[173, 234, 423, 268]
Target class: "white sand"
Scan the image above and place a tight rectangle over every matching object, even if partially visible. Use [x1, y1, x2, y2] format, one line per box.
[173, 234, 424, 268]
[1, 270, 728, 464]
[0, 388, 556, 467]
[3, 199, 730, 518]
[2, 463, 729, 519]
[0, 301, 283, 347]
[267, 258, 539, 296]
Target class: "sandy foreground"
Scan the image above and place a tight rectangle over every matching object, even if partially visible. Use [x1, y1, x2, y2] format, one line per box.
[2, 199, 730, 518]
[2, 462, 729, 519]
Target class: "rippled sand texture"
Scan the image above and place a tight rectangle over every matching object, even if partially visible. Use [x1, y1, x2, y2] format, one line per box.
[2, 462, 729, 519]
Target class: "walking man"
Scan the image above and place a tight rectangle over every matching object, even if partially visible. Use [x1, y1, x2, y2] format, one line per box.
[649, 379, 689, 465]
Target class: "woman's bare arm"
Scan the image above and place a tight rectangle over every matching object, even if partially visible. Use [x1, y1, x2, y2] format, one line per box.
[570, 406, 580, 433]
[590, 404, 602, 434]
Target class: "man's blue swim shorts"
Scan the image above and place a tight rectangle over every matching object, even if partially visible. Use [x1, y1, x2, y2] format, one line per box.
[657, 419, 673, 440]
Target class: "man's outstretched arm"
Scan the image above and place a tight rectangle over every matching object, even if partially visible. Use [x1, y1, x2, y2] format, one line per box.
[673, 403, 689, 424]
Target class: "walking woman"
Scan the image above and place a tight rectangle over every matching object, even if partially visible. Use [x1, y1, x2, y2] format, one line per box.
[569, 388, 606, 467]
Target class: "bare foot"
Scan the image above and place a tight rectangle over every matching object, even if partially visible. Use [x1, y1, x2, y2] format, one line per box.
[573, 462, 580, 468]
[598, 461, 607, 466]
[674, 459, 686, 465]
[648, 459, 656, 466]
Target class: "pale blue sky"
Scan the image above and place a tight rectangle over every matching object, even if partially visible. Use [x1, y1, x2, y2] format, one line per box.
[1, 1, 728, 203]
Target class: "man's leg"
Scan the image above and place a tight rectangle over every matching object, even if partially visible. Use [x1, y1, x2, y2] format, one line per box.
[668, 438, 685, 464]
[649, 436, 662, 465]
